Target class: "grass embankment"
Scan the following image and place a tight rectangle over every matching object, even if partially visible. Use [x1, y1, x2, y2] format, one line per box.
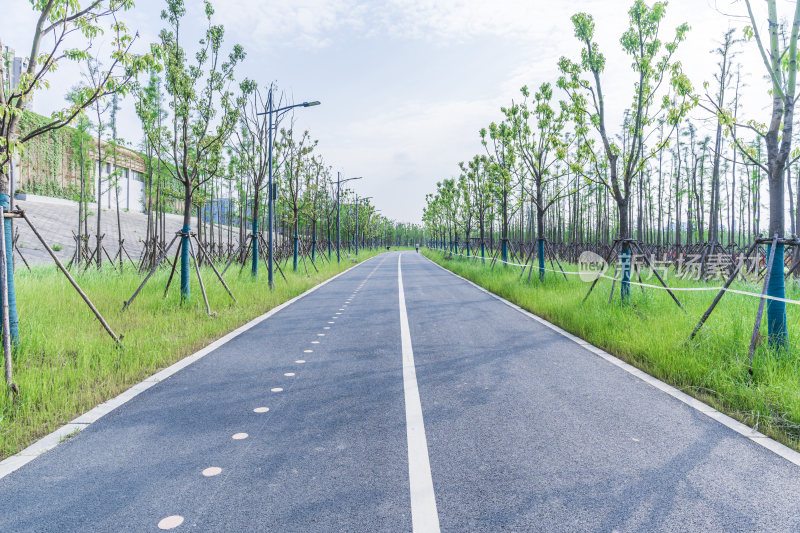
[0, 250, 382, 459]
[423, 249, 800, 452]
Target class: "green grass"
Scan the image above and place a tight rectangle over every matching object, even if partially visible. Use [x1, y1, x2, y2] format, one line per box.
[424, 249, 800, 452]
[0, 249, 382, 459]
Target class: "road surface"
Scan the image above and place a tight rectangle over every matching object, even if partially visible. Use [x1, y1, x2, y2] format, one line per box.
[2, 251, 800, 532]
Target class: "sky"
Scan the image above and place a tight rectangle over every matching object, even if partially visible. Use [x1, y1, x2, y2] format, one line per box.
[0, 0, 777, 223]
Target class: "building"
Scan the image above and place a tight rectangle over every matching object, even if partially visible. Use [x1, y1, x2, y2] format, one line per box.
[11, 109, 148, 212]
[12, 56, 28, 90]
[1, 41, 15, 91]
[93, 147, 147, 212]
[1, 38, 32, 109]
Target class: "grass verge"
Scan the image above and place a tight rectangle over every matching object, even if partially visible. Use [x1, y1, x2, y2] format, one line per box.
[0, 249, 382, 459]
[423, 249, 800, 452]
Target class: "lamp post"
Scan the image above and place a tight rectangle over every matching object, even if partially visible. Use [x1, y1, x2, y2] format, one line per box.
[257, 89, 320, 288]
[336, 173, 362, 263]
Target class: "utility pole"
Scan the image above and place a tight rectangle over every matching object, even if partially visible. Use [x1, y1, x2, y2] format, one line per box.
[257, 92, 320, 288]
[266, 87, 274, 287]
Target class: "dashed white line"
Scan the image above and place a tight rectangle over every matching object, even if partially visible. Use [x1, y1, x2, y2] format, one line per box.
[397, 253, 440, 532]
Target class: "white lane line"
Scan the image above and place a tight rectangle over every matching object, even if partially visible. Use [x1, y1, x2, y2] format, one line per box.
[398, 253, 441, 532]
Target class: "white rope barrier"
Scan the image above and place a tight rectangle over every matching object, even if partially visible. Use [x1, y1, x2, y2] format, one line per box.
[435, 249, 800, 306]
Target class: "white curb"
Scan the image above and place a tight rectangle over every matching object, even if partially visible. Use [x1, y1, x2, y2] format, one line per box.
[0, 254, 381, 480]
[422, 253, 800, 468]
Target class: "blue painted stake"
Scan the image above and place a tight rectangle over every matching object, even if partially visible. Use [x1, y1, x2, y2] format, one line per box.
[538, 238, 545, 281]
[251, 218, 259, 277]
[0, 194, 18, 344]
[180, 224, 191, 303]
[767, 242, 788, 350]
[620, 247, 631, 302]
[293, 233, 299, 272]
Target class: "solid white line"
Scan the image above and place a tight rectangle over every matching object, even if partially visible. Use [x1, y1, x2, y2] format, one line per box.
[0, 254, 384, 480]
[422, 253, 800, 469]
[398, 253, 441, 533]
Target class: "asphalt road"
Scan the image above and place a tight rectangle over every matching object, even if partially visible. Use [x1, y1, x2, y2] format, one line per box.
[2, 251, 800, 532]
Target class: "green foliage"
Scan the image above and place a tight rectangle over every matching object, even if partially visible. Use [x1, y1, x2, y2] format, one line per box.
[157, 0, 244, 213]
[556, 0, 694, 241]
[1, 0, 160, 182]
[17, 178, 81, 201]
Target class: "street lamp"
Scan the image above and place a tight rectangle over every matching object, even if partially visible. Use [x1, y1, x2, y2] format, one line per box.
[257, 88, 320, 288]
[336, 173, 362, 263]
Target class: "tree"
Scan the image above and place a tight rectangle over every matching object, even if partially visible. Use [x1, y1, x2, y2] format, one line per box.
[718, 0, 800, 349]
[506, 83, 573, 279]
[481, 121, 515, 263]
[460, 155, 492, 260]
[706, 29, 739, 245]
[278, 127, 315, 271]
[0, 0, 155, 341]
[157, 0, 244, 303]
[231, 81, 283, 278]
[65, 87, 93, 267]
[84, 57, 113, 268]
[558, 0, 693, 301]
[456, 174, 474, 256]
[134, 73, 169, 258]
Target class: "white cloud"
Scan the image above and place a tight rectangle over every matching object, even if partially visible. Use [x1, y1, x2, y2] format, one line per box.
[215, 0, 366, 49]
[376, 0, 540, 42]
[216, 0, 556, 50]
